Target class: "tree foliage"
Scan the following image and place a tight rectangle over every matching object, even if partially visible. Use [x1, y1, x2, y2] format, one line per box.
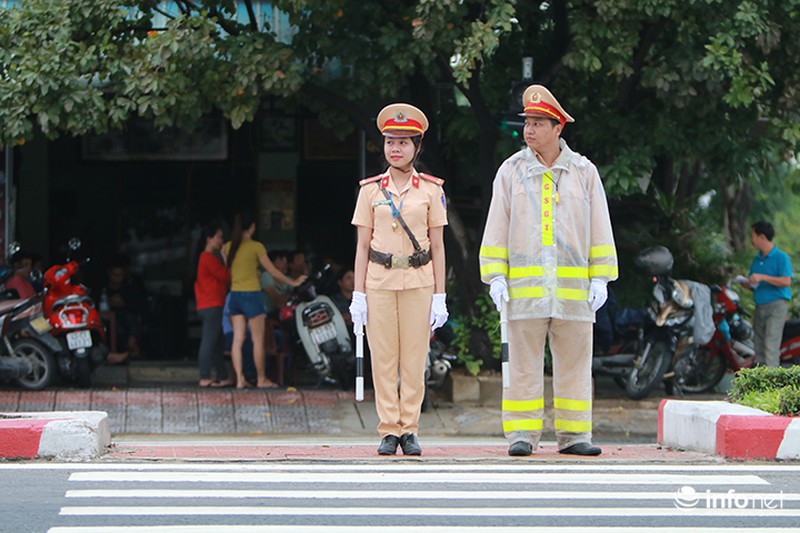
[2, 0, 800, 361]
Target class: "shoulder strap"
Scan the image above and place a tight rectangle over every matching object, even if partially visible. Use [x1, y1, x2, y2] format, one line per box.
[419, 173, 445, 186]
[359, 175, 382, 187]
[379, 187, 423, 252]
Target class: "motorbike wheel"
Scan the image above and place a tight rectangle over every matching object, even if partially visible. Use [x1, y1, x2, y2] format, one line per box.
[674, 347, 726, 393]
[625, 339, 672, 400]
[330, 351, 356, 391]
[75, 355, 92, 388]
[13, 338, 56, 391]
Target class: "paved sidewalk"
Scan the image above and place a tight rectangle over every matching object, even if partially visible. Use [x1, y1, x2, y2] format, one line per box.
[0, 386, 664, 443]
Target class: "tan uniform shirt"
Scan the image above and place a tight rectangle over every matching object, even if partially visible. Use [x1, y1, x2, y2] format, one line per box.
[352, 169, 448, 291]
[479, 139, 618, 322]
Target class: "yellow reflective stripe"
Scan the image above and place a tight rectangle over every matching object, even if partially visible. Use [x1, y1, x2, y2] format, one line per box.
[557, 266, 588, 279]
[509, 286, 546, 299]
[554, 419, 592, 433]
[479, 246, 508, 259]
[480, 263, 509, 277]
[589, 264, 619, 278]
[590, 245, 616, 259]
[554, 398, 592, 411]
[503, 398, 545, 412]
[503, 419, 543, 432]
[509, 266, 544, 279]
[541, 173, 554, 247]
[555, 288, 588, 301]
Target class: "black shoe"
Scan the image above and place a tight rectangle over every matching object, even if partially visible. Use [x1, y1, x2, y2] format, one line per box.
[399, 433, 422, 456]
[559, 442, 602, 456]
[377, 435, 400, 455]
[508, 441, 533, 456]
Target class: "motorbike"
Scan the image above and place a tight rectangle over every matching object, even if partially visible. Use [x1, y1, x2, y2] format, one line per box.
[672, 284, 755, 393]
[0, 291, 61, 390]
[280, 265, 355, 389]
[423, 328, 457, 412]
[617, 246, 716, 400]
[42, 239, 108, 388]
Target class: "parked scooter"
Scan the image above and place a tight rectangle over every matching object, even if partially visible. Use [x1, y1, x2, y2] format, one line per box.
[422, 328, 457, 412]
[672, 284, 755, 392]
[280, 265, 355, 389]
[620, 246, 716, 399]
[42, 239, 108, 388]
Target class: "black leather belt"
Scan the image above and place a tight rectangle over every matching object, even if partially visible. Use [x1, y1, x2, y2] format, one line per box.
[369, 248, 431, 269]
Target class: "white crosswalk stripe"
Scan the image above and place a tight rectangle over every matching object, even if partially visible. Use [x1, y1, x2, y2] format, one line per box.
[48, 462, 800, 532]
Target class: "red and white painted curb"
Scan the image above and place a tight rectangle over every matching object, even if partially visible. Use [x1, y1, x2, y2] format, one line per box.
[0, 411, 110, 460]
[658, 399, 800, 460]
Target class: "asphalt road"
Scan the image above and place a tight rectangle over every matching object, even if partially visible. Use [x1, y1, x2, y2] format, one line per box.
[3, 460, 800, 532]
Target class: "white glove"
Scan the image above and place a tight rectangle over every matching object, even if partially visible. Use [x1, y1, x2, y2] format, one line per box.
[588, 279, 608, 313]
[430, 293, 448, 331]
[489, 277, 509, 312]
[349, 291, 367, 334]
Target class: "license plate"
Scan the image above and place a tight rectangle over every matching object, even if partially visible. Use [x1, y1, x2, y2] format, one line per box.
[66, 330, 93, 350]
[30, 316, 51, 334]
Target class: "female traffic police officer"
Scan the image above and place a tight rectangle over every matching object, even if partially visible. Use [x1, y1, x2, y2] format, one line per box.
[479, 85, 618, 456]
[349, 103, 449, 456]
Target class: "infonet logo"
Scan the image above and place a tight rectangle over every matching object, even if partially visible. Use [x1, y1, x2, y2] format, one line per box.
[674, 486, 784, 510]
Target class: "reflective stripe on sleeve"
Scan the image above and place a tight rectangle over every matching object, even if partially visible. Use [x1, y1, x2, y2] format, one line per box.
[553, 398, 592, 411]
[479, 246, 508, 259]
[503, 419, 543, 432]
[589, 245, 616, 259]
[554, 419, 592, 433]
[502, 398, 545, 412]
[480, 263, 509, 277]
[589, 264, 619, 278]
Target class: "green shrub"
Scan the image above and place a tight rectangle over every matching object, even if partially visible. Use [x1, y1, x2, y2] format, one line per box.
[778, 387, 800, 417]
[729, 365, 800, 415]
[728, 365, 800, 402]
[451, 291, 501, 376]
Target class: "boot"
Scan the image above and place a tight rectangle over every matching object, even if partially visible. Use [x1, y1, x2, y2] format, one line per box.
[559, 442, 602, 456]
[377, 435, 400, 455]
[508, 441, 533, 456]
[399, 433, 422, 456]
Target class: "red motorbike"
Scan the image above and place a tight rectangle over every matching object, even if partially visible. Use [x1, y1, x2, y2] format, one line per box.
[674, 284, 800, 393]
[42, 239, 108, 387]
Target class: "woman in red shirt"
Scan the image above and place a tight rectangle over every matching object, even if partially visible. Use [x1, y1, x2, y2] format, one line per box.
[193, 223, 233, 387]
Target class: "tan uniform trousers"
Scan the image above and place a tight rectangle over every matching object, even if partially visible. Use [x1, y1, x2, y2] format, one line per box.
[503, 318, 593, 450]
[366, 285, 433, 437]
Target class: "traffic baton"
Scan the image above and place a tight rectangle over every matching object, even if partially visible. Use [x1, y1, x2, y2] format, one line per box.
[355, 323, 365, 401]
[500, 300, 510, 389]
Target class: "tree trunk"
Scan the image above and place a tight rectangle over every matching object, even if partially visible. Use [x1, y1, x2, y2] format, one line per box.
[722, 181, 751, 253]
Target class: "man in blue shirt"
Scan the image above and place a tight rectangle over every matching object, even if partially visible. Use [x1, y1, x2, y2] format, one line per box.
[742, 221, 793, 367]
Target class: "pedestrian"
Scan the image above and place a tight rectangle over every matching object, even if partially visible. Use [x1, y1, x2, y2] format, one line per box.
[479, 85, 618, 457]
[193, 223, 234, 387]
[6, 251, 36, 300]
[261, 249, 291, 318]
[737, 221, 793, 367]
[350, 103, 449, 456]
[223, 212, 306, 389]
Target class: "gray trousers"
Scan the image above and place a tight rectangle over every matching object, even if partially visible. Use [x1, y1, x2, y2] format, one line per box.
[197, 307, 228, 380]
[753, 299, 789, 367]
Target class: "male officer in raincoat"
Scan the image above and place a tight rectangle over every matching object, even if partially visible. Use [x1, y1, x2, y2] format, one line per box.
[479, 85, 618, 456]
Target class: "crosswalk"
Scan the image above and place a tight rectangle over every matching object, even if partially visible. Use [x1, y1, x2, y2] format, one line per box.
[47, 463, 800, 532]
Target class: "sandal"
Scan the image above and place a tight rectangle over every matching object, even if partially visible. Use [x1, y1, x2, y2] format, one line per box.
[211, 379, 234, 388]
[198, 379, 215, 388]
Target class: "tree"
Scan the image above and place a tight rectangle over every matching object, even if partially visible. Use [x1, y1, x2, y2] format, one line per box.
[2, 0, 800, 360]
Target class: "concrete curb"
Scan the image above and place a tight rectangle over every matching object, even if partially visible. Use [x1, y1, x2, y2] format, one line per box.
[0, 411, 110, 460]
[658, 399, 800, 460]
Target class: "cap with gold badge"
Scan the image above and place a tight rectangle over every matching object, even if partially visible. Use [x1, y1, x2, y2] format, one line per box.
[519, 85, 575, 126]
[376, 103, 429, 138]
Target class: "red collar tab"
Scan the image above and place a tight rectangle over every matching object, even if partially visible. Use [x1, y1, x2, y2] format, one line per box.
[380, 176, 390, 189]
[524, 100, 566, 126]
[411, 175, 420, 188]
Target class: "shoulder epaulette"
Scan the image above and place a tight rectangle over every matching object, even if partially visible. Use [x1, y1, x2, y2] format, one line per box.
[419, 173, 445, 186]
[358, 175, 382, 186]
